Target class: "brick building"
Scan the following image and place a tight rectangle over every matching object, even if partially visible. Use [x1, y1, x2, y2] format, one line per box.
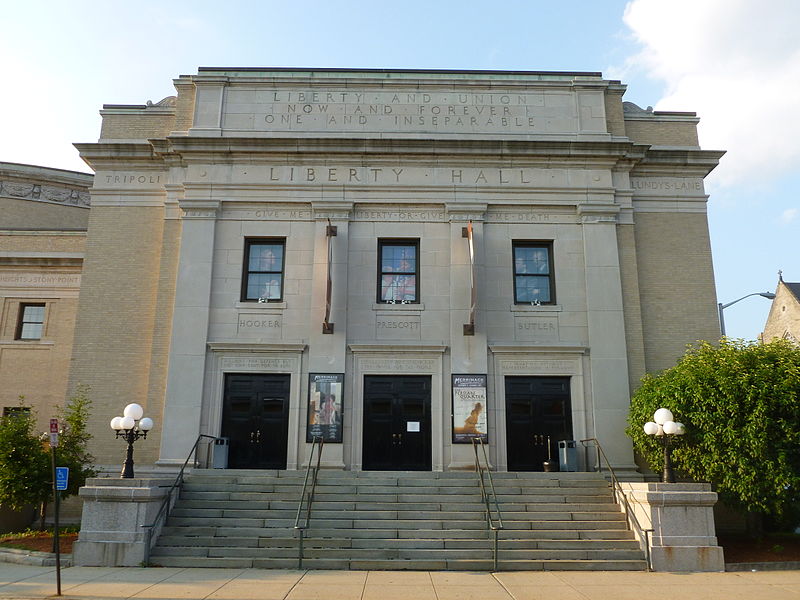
[0, 162, 91, 429]
[68, 68, 723, 475]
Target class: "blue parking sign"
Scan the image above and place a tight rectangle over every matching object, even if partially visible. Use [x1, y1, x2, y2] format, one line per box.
[55, 467, 69, 491]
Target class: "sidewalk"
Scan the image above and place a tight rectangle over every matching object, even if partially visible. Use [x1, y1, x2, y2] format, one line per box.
[1, 565, 800, 600]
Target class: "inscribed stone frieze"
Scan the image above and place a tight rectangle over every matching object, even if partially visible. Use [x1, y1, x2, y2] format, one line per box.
[375, 315, 422, 340]
[514, 316, 560, 342]
[199, 165, 604, 190]
[500, 359, 576, 373]
[359, 358, 436, 372]
[221, 357, 294, 370]
[237, 313, 283, 338]
[630, 177, 705, 197]
[0, 272, 81, 287]
[219, 87, 606, 135]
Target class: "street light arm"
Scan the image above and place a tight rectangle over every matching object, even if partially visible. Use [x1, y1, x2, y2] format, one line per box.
[719, 292, 775, 310]
[718, 291, 776, 337]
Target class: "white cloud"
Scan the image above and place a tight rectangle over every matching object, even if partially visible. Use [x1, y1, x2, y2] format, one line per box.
[780, 208, 799, 224]
[620, 0, 800, 187]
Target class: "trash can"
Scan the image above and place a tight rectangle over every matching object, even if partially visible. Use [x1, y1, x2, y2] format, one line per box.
[212, 437, 229, 469]
[558, 440, 578, 472]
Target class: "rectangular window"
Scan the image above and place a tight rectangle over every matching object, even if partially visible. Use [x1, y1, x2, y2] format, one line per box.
[378, 240, 419, 303]
[513, 242, 554, 305]
[16, 304, 45, 340]
[241, 239, 285, 302]
[3, 406, 31, 418]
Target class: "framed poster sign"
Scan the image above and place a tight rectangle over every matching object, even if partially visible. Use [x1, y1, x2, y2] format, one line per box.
[307, 373, 344, 443]
[452, 374, 488, 444]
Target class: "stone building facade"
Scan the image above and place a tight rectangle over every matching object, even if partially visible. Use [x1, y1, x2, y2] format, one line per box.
[762, 275, 800, 344]
[68, 68, 722, 474]
[0, 162, 91, 430]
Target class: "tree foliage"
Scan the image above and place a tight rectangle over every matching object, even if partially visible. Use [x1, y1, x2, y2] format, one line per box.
[0, 401, 50, 512]
[56, 384, 97, 497]
[627, 338, 800, 518]
[0, 385, 96, 525]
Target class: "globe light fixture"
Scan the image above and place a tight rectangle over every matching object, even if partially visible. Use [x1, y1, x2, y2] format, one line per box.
[110, 403, 154, 478]
[643, 407, 685, 483]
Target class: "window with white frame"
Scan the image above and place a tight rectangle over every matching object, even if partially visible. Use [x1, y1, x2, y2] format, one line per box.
[16, 304, 45, 340]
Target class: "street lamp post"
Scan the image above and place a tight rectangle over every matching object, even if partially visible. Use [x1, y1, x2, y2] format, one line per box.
[644, 408, 686, 483]
[718, 292, 775, 336]
[110, 403, 154, 479]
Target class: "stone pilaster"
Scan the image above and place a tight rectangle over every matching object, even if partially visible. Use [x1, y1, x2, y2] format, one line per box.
[305, 203, 352, 468]
[157, 199, 219, 465]
[447, 204, 488, 469]
[579, 203, 636, 472]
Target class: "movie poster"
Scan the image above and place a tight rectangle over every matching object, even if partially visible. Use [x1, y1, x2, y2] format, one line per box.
[452, 374, 488, 443]
[307, 373, 344, 443]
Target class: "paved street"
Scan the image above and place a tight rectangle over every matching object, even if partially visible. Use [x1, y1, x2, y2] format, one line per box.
[1, 566, 800, 600]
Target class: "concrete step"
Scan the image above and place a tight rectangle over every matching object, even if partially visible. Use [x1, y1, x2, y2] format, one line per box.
[179, 490, 614, 504]
[187, 469, 607, 480]
[168, 508, 626, 524]
[157, 525, 636, 542]
[182, 482, 611, 494]
[151, 545, 646, 562]
[175, 499, 621, 513]
[148, 555, 647, 572]
[155, 534, 641, 552]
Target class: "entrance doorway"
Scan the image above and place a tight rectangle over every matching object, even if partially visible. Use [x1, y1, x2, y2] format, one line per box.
[222, 373, 291, 469]
[362, 375, 432, 471]
[505, 376, 572, 471]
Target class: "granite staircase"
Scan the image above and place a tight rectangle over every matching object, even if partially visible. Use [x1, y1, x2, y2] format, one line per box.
[150, 470, 647, 570]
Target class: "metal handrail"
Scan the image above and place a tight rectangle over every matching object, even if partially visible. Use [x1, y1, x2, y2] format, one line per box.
[141, 433, 221, 566]
[580, 438, 653, 571]
[471, 438, 503, 571]
[294, 436, 324, 568]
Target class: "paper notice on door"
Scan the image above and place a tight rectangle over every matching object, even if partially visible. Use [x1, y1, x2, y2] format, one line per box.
[406, 421, 420, 432]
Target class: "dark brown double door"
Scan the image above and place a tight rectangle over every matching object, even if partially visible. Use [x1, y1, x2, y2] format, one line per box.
[505, 376, 572, 471]
[222, 374, 290, 469]
[363, 375, 431, 471]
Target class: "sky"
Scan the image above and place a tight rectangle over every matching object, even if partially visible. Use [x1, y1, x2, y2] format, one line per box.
[1, 0, 797, 341]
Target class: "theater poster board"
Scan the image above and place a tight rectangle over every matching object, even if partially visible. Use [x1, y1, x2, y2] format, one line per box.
[452, 374, 488, 444]
[307, 373, 344, 443]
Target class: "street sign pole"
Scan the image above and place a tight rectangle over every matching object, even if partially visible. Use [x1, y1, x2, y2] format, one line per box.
[49, 418, 61, 597]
